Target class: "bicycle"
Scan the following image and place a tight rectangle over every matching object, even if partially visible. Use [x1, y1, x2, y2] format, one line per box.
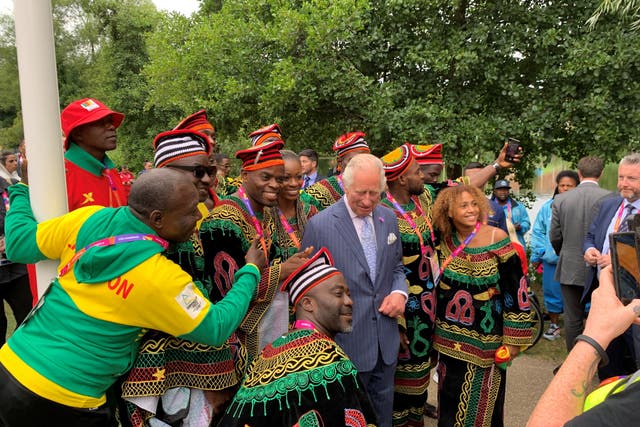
[527, 287, 544, 348]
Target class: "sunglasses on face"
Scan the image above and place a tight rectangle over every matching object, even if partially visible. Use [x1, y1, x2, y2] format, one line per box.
[167, 164, 216, 179]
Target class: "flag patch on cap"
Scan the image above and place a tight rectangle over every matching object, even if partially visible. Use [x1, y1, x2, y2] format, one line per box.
[80, 99, 100, 111]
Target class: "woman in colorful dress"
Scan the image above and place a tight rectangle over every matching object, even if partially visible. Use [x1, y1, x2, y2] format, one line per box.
[432, 184, 533, 427]
[269, 150, 318, 261]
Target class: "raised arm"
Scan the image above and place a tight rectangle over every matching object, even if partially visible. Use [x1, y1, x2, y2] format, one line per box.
[5, 183, 100, 263]
[527, 267, 640, 427]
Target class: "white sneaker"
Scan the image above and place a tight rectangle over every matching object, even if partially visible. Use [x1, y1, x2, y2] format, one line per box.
[543, 323, 561, 341]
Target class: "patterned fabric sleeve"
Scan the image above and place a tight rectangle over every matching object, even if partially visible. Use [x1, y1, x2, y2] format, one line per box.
[495, 245, 534, 348]
[303, 177, 344, 211]
[200, 201, 285, 370]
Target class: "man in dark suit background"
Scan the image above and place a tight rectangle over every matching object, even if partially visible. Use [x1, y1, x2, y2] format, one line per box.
[301, 153, 406, 427]
[583, 153, 640, 377]
[299, 148, 325, 189]
[550, 156, 611, 353]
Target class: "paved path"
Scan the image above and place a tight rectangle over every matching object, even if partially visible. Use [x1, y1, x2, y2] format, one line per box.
[423, 354, 557, 426]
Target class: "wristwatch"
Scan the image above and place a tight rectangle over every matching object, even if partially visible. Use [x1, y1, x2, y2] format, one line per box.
[492, 162, 501, 172]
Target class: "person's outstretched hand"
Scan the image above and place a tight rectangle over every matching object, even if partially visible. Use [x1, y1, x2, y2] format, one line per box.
[279, 246, 314, 282]
[584, 265, 640, 350]
[245, 237, 267, 272]
[495, 141, 522, 169]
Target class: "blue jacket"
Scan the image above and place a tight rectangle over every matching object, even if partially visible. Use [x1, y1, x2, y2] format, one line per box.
[491, 196, 530, 248]
[488, 198, 508, 233]
[529, 198, 558, 265]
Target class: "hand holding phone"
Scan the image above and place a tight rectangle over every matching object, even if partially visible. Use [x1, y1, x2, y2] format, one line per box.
[610, 227, 640, 304]
[505, 138, 521, 162]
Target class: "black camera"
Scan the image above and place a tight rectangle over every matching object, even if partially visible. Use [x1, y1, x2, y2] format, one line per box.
[610, 214, 640, 304]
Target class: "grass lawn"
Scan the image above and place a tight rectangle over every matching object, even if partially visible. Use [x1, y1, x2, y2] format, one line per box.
[525, 273, 569, 364]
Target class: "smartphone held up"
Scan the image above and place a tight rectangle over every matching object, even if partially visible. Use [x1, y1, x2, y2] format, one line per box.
[610, 214, 640, 304]
[505, 138, 521, 162]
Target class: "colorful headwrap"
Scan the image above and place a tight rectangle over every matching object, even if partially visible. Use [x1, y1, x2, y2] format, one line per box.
[235, 139, 285, 171]
[410, 144, 443, 165]
[173, 109, 215, 133]
[280, 247, 341, 307]
[332, 132, 370, 158]
[381, 143, 414, 181]
[249, 124, 283, 146]
[153, 129, 212, 168]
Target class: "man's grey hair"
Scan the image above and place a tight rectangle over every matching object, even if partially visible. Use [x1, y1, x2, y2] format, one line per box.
[342, 153, 386, 192]
[620, 153, 640, 167]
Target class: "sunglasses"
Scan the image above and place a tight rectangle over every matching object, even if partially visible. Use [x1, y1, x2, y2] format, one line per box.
[167, 164, 216, 179]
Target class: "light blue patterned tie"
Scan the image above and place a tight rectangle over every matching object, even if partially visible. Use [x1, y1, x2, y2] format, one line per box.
[619, 205, 636, 232]
[360, 217, 377, 282]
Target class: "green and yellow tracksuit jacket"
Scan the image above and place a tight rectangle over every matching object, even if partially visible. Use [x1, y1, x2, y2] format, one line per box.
[0, 184, 259, 409]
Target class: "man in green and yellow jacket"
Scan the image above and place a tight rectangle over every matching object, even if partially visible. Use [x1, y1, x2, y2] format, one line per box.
[0, 169, 265, 427]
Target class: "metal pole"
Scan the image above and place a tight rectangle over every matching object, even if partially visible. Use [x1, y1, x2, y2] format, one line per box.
[14, 0, 68, 297]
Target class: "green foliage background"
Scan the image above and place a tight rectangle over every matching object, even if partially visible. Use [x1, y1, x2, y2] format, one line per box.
[1, 0, 639, 182]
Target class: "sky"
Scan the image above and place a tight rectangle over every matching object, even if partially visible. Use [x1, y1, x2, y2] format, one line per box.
[0, 0, 201, 16]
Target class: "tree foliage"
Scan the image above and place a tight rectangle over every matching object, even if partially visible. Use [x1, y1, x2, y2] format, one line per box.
[589, 0, 640, 29]
[1, 0, 640, 184]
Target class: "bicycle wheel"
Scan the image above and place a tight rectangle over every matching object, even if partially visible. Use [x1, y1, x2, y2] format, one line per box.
[528, 294, 544, 347]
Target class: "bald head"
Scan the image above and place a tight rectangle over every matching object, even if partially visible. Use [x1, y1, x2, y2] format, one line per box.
[128, 169, 201, 242]
[128, 169, 193, 216]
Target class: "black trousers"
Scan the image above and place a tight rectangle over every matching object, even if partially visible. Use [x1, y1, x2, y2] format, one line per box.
[0, 273, 31, 346]
[0, 362, 116, 427]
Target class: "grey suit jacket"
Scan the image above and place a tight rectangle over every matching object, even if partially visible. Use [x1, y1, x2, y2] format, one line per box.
[549, 181, 611, 286]
[301, 198, 406, 372]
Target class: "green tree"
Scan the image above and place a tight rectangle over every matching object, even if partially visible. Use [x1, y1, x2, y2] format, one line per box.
[589, 0, 640, 29]
[0, 15, 21, 147]
[142, 0, 640, 186]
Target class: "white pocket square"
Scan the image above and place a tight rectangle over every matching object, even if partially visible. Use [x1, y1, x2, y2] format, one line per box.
[387, 232, 397, 245]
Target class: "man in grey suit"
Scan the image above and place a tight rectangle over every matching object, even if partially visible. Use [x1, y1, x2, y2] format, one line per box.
[550, 156, 611, 352]
[301, 153, 406, 427]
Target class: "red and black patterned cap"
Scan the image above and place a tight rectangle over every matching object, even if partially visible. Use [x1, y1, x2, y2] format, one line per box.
[153, 129, 211, 168]
[332, 131, 370, 158]
[381, 143, 414, 181]
[249, 124, 283, 146]
[235, 138, 284, 171]
[173, 109, 215, 133]
[280, 247, 341, 307]
[410, 144, 443, 165]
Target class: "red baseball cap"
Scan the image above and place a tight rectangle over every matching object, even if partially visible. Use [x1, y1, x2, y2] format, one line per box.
[61, 98, 124, 149]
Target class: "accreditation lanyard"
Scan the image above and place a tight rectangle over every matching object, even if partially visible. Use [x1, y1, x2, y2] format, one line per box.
[436, 221, 481, 284]
[385, 192, 432, 256]
[58, 233, 168, 277]
[613, 202, 629, 232]
[1, 190, 9, 212]
[102, 169, 123, 207]
[337, 175, 344, 192]
[277, 208, 301, 250]
[292, 319, 316, 330]
[238, 186, 269, 259]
